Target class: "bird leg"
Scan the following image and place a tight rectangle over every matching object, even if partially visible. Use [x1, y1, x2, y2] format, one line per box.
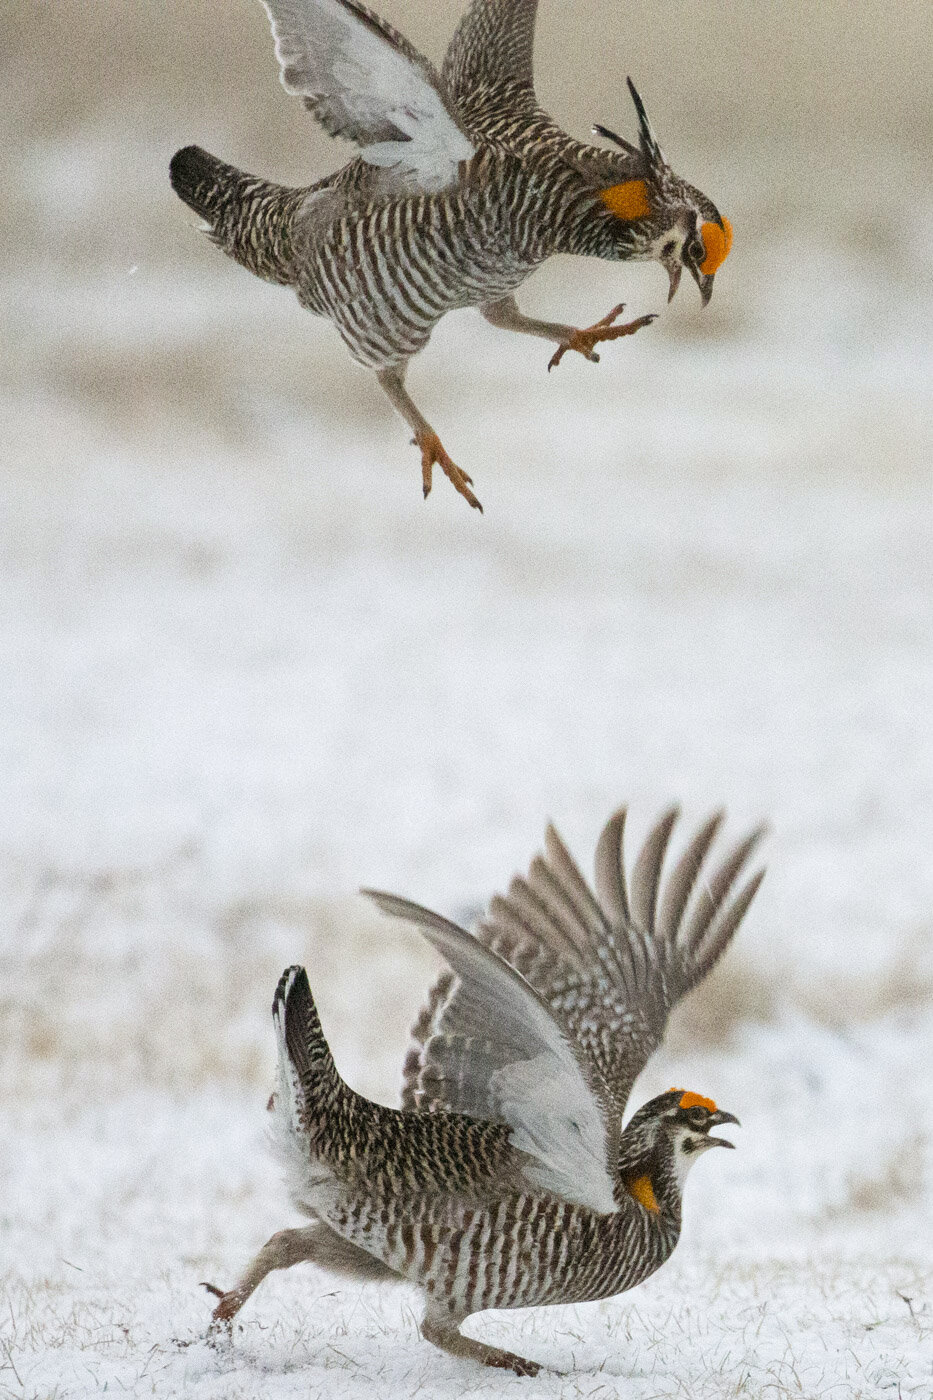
[421, 1303, 542, 1377]
[203, 1222, 396, 1338]
[203, 1226, 321, 1336]
[376, 366, 482, 512]
[479, 295, 655, 372]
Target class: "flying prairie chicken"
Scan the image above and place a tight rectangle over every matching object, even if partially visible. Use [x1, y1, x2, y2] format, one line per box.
[203, 805, 763, 1375]
[170, 0, 733, 510]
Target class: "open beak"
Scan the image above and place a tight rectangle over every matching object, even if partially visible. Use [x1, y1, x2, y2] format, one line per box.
[705, 1108, 740, 1149]
[689, 263, 714, 307]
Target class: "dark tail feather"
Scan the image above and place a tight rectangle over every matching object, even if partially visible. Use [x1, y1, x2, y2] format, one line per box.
[169, 144, 240, 226]
[274, 966, 343, 1114]
[169, 144, 299, 284]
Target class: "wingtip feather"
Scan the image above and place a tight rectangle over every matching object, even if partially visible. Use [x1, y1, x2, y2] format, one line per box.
[593, 806, 630, 926]
[658, 809, 725, 946]
[630, 805, 680, 934]
[691, 865, 767, 986]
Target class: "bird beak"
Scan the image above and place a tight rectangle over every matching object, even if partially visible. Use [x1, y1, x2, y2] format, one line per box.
[666, 261, 682, 303]
[690, 264, 714, 307]
[705, 1108, 740, 1149]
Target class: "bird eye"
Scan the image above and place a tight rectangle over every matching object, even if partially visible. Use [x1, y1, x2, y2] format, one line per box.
[688, 239, 704, 264]
[687, 1107, 708, 1128]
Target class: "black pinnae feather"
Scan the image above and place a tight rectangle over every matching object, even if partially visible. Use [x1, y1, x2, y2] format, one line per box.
[626, 77, 664, 165]
[592, 123, 639, 158]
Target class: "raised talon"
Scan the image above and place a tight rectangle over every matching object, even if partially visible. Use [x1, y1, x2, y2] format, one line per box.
[415, 429, 482, 512]
[547, 306, 657, 372]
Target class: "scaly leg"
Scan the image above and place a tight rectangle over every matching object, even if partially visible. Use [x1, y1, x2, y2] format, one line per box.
[480, 295, 655, 372]
[203, 1222, 397, 1337]
[421, 1301, 542, 1377]
[376, 365, 482, 512]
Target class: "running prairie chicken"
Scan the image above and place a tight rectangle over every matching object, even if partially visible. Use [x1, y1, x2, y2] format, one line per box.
[170, 0, 733, 509]
[204, 805, 763, 1374]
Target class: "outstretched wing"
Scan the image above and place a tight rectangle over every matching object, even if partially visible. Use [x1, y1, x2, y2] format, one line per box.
[440, 2, 634, 188]
[260, 0, 474, 193]
[401, 807, 766, 1119]
[442, 0, 540, 110]
[364, 890, 619, 1213]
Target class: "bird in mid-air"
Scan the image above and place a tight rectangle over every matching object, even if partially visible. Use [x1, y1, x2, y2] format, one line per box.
[203, 804, 763, 1375]
[170, 0, 733, 510]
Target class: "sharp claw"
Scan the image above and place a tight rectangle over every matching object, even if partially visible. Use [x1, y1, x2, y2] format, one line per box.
[414, 431, 482, 511]
[547, 304, 653, 371]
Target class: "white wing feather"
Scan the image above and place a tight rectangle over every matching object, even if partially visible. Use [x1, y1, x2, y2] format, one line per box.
[365, 890, 618, 1214]
[260, 0, 474, 193]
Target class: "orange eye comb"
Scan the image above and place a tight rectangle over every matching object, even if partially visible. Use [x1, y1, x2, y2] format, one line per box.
[669, 1089, 718, 1113]
[699, 217, 732, 275]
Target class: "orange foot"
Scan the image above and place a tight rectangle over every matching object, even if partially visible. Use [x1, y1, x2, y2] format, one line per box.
[547, 305, 657, 372]
[414, 429, 483, 512]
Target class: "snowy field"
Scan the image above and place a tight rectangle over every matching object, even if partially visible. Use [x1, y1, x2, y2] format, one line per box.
[3, 2, 933, 1393]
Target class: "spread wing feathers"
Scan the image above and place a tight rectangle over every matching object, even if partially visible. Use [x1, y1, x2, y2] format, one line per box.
[401, 808, 766, 1118]
[364, 890, 619, 1214]
[260, 0, 474, 193]
[442, 0, 540, 112]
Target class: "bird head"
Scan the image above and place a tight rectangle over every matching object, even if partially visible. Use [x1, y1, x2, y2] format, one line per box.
[593, 79, 732, 306]
[617, 1088, 739, 1208]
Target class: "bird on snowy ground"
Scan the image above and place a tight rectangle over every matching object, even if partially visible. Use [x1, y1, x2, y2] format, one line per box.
[202, 804, 762, 1375]
[170, 0, 733, 510]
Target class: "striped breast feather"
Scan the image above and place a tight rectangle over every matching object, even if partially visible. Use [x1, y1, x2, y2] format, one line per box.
[259, 0, 473, 193]
[398, 806, 766, 1120]
[364, 891, 619, 1215]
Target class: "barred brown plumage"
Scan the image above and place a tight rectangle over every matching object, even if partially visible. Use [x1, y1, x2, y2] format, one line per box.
[204, 804, 763, 1374]
[169, 0, 732, 509]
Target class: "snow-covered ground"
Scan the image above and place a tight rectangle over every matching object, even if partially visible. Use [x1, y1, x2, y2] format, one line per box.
[2, 105, 933, 1396]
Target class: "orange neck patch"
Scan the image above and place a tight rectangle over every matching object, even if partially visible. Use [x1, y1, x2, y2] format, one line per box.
[600, 179, 652, 222]
[699, 217, 733, 275]
[670, 1089, 718, 1113]
[626, 1173, 660, 1214]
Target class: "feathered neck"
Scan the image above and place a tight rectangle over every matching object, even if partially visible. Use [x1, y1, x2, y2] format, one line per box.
[615, 1120, 684, 1226]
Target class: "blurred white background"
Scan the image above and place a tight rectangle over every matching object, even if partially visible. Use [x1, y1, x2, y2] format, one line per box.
[2, 3, 932, 1395]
